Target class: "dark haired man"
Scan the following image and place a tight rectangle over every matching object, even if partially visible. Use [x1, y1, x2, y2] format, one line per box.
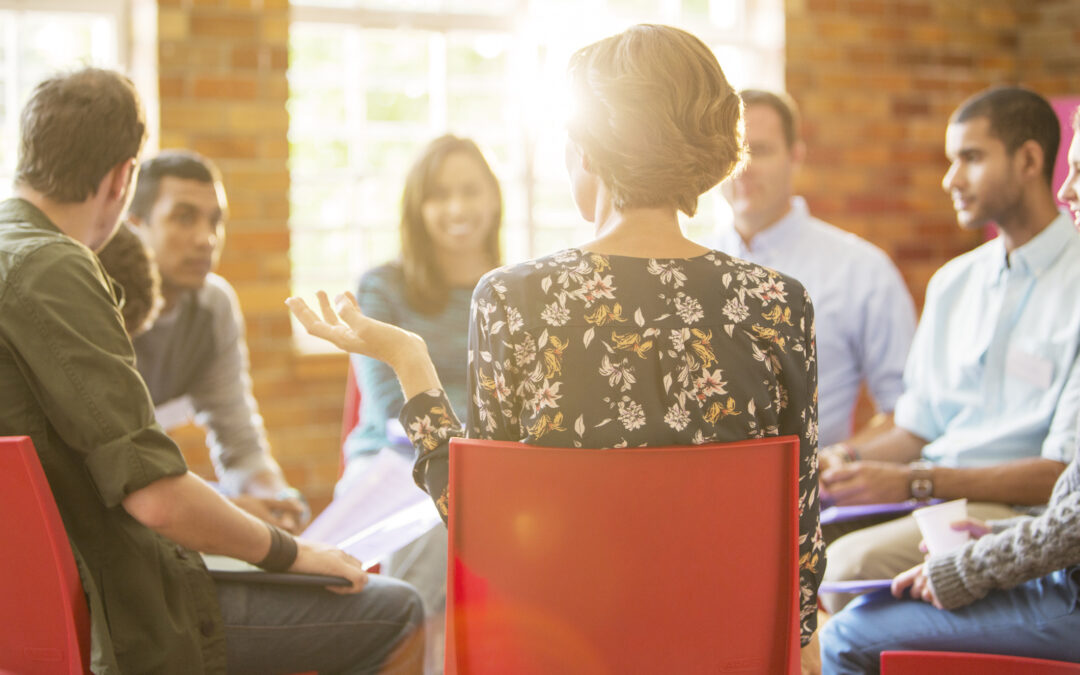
[125, 150, 307, 532]
[0, 68, 422, 674]
[717, 89, 917, 449]
[819, 86, 1080, 613]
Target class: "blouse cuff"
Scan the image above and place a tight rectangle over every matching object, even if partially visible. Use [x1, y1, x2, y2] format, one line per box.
[401, 389, 462, 499]
[400, 389, 462, 452]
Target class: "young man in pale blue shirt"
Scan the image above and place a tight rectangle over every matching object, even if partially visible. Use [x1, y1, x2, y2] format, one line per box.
[818, 86, 1080, 613]
[716, 89, 917, 448]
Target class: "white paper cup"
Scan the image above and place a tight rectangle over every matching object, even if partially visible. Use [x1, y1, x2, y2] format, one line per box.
[912, 498, 970, 556]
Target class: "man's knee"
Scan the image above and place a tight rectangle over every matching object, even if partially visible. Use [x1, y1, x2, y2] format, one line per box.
[825, 530, 888, 582]
[372, 576, 425, 631]
[826, 518, 922, 582]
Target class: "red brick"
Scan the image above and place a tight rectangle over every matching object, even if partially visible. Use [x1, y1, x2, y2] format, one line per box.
[192, 75, 258, 100]
[191, 15, 258, 39]
[191, 136, 259, 160]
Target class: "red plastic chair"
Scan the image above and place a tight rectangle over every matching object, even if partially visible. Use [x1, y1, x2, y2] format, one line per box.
[881, 651, 1080, 674]
[444, 436, 803, 675]
[0, 435, 90, 674]
[339, 359, 362, 478]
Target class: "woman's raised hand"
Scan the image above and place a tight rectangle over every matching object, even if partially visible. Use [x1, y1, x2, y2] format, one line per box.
[286, 291, 424, 365]
[286, 291, 441, 399]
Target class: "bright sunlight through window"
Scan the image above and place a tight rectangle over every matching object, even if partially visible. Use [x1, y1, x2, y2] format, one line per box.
[288, 0, 784, 303]
[0, 1, 126, 197]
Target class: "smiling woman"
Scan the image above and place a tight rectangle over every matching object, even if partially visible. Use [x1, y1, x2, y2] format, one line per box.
[1059, 107, 1080, 230]
[286, 0, 785, 307]
[336, 136, 504, 668]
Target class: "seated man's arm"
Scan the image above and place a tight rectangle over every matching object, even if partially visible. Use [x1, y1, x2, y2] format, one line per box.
[123, 471, 368, 591]
[187, 277, 284, 495]
[930, 458, 1066, 505]
[822, 433, 1066, 506]
[930, 351, 1080, 506]
[5, 244, 356, 585]
[820, 425, 927, 504]
[183, 279, 308, 531]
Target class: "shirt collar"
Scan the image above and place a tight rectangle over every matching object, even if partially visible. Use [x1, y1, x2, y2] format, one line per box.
[990, 211, 1074, 280]
[719, 196, 809, 255]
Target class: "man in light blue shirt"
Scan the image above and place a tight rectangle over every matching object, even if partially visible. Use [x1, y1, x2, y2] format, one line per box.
[716, 89, 916, 448]
[819, 86, 1080, 613]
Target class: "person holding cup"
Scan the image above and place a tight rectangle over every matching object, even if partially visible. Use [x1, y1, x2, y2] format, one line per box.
[905, 498, 971, 557]
[819, 105, 1080, 672]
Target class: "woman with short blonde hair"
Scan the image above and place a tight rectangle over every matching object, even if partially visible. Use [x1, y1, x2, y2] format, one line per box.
[291, 23, 825, 661]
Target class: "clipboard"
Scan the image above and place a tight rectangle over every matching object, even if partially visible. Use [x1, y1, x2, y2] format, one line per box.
[818, 579, 893, 594]
[201, 553, 351, 587]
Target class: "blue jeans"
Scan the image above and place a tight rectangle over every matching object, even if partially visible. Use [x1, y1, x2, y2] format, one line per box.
[216, 575, 425, 675]
[821, 568, 1080, 674]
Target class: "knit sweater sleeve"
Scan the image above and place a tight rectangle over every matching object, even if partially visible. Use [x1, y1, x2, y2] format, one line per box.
[927, 462, 1080, 609]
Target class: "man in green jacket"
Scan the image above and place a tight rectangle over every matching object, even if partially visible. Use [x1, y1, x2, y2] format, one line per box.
[0, 67, 422, 674]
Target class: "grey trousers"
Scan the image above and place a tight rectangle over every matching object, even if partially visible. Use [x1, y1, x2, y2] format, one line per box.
[216, 574, 425, 675]
[384, 525, 448, 675]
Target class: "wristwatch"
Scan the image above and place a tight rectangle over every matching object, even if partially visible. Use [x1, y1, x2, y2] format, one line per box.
[908, 461, 935, 500]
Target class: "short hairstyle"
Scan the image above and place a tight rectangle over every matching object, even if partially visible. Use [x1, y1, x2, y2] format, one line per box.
[400, 134, 503, 315]
[951, 86, 1060, 186]
[127, 150, 227, 222]
[15, 67, 146, 203]
[566, 24, 744, 217]
[97, 222, 163, 337]
[740, 89, 801, 149]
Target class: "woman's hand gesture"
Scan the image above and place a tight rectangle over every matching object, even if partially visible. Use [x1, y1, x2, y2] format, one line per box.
[286, 291, 440, 398]
[286, 291, 423, 365]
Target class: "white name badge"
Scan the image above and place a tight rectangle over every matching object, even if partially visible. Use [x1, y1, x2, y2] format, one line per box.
[1005, 348, 1054, 390]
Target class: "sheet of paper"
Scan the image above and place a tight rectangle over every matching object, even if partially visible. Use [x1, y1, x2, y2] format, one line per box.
[302, 447, 442, 565]
[155, 395, 195, 430]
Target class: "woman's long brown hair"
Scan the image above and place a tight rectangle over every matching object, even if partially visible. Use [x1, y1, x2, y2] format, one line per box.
[399, 134, 503, 314]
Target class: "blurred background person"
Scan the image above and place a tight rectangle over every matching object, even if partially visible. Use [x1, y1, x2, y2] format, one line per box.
[823, 108, 1080, 665]
[96, 220, 164, 338]
[291, 24, 825, 671]
[338, 134, 503, 673]
[127, 150, 310, 533]
[717, 88, 916, 450]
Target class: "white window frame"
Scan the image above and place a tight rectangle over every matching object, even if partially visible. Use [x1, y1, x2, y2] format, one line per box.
[288, 1, 784, 315]
[0, 0, 135, 196]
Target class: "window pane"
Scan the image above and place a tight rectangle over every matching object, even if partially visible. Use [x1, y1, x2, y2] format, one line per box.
[0, 9, 122, 195]
[288, 1, 785, 319]
[361, 31, 429, 80]
[365, 89, 429, 123]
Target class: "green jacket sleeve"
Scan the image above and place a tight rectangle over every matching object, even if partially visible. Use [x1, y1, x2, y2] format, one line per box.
[2, 240, 186, 506]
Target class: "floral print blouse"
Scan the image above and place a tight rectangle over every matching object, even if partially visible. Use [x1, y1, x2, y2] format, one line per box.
[400, 247, 825, 643]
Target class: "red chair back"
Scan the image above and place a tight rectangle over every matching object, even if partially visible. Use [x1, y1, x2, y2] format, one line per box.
[0, 435, 90, 674]
[339, 359, 362, 478]
[882, 651, 1080, 674]
[445, 436, 802, 675]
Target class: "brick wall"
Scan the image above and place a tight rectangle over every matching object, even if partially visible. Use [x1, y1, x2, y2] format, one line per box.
[156, 0, 345, 515]
[786, 0, 1080, 307]
[1018, 0, 1080, 97]
[153, 0, 1079, 515]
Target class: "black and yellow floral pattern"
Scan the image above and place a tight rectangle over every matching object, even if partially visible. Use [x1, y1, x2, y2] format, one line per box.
[402, 248, 825, 644]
